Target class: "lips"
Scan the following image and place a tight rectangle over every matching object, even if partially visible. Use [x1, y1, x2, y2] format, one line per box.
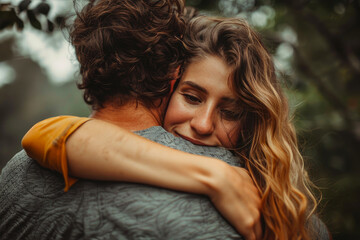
[175, 132, 208, 146]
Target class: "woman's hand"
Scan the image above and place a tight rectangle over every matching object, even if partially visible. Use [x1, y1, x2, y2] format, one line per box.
[208, 164, 262, 240]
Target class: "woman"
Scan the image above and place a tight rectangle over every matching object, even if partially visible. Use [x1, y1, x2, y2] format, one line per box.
[23, 16, 328, 239]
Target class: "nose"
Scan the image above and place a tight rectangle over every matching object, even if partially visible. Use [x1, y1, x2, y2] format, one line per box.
[190, 106, 215, 136]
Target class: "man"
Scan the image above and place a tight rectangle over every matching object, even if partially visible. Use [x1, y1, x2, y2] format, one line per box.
[0, 0, 252, 239]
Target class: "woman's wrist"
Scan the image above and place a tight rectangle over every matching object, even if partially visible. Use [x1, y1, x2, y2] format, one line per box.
[195, 159, 232, 198]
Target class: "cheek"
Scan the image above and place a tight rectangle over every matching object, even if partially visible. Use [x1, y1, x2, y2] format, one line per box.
[163, 94, 191, 131]
[218, 122, 240, 148]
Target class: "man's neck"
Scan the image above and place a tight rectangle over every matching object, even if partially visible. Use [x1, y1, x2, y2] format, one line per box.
[90, 101, 164, 131]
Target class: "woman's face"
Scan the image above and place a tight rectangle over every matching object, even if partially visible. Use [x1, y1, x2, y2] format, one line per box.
[164, 56, 240, 148]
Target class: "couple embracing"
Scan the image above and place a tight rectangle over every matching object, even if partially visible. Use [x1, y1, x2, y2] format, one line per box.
[0, 0, 330, 239]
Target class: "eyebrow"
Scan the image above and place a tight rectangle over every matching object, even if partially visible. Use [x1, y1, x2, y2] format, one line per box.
[182, 81, 207, 93]
[181, 81, 237, 103]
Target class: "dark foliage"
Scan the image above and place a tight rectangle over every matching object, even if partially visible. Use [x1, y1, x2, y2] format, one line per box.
[0, 0, 67, 32]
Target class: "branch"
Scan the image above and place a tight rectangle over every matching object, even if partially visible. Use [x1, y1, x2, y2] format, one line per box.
[286, 1, 360, 76]
[292, 46, 356, 132]
[302, 10, 360, 75]
[263, 32, 356, 134]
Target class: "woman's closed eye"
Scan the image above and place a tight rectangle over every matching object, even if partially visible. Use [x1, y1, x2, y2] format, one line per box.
[220, 109, 241, 121]
[183, 94, 202, 104]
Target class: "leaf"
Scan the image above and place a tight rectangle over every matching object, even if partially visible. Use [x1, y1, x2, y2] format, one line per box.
[0, 8, 23, 31]
[47, 19, 54, 32]
[27, 9, 41, 30]
[0, 10, 15, 30]
[55, 16, 66, 28]
[34, 2, 50, 16]
[18, 0, 31, 13]
[15, 17, 24, 30]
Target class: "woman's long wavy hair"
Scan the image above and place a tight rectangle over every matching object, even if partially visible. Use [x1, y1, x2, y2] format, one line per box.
[183, 16, 318, 239]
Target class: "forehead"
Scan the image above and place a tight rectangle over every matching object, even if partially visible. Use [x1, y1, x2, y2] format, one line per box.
[180, 56, 235, 96]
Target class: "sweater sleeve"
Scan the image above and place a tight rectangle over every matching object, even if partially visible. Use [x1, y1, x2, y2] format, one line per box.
[22, 116, 91, 191]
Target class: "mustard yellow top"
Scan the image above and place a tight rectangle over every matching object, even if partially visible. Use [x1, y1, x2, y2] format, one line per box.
[22, 116, 91, 191]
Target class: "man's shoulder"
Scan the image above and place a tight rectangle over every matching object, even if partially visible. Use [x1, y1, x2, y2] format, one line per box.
[1, 150, 31, 183]
[136, 126, 241, 167]
[1, 150, 65, 199]
[309, 214, 331, 240]
[5, 149, 30, 164]
[0, 150, 77, 239]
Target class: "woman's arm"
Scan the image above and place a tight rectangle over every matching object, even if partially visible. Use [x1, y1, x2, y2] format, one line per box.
[67, 119, 233, 192]
[67, 120, 262, 240]
[23, 117, 261, 239]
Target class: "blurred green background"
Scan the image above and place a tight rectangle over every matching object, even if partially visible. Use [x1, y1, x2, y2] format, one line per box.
[0, 0, 359, 239]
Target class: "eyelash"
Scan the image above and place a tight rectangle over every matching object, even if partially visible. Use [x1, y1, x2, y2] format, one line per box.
[220, 109, 239, 121]
[183, 94, 201, 104]
[182, 93, 240, 121]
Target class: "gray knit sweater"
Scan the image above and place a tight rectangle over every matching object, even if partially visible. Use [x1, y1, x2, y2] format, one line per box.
[0, 126, 329, 239]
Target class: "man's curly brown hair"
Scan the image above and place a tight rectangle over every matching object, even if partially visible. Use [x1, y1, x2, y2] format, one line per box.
[70, 0, 185, 109]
